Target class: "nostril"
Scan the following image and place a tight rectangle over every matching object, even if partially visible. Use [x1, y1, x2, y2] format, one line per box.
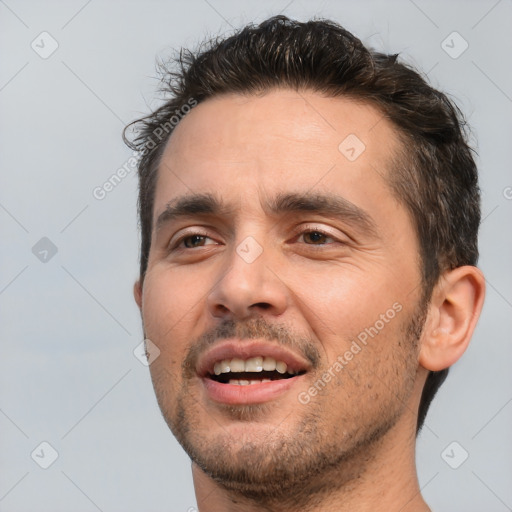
[251, 302, 272, 310]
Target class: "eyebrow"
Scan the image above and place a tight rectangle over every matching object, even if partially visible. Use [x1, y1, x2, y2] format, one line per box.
[265, 192, 378, 237]
[155, 193, 231, 231]
[155, 191, 378, 237]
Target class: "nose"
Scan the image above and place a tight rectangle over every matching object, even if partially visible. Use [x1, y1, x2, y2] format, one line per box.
[207, 239, 288, 320]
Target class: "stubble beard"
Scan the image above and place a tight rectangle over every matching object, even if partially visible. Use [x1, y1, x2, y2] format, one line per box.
[151, 304, 427, 509]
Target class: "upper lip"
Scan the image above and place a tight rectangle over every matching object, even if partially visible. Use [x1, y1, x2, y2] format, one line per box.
[196, 339, 312, 377]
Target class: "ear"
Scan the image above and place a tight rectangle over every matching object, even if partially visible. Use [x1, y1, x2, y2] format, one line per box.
[133, 279, 143, 310]
[419, 266, 485, 371]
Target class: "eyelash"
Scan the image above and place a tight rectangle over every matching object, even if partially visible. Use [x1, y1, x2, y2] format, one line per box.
[170, 226, 342, 251]
[171, 231, 213, 250]
[293, 226, 339, 246]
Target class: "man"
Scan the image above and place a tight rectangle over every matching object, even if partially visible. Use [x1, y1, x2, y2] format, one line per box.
[125, 16, 485, 511]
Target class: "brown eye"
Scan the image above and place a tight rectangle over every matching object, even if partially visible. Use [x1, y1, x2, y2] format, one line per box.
[303, 231, 330, 244]
[183, 235, 208, 248]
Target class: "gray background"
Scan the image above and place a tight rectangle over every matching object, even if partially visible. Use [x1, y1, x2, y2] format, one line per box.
[1, 0, 511, 510]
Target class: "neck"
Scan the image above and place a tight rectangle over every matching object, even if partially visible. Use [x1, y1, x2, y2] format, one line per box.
[192, 411, 431, 512]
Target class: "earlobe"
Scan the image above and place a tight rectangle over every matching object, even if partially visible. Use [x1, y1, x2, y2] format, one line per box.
[133, 280, 143, 309]
[419, 266, 485, 372]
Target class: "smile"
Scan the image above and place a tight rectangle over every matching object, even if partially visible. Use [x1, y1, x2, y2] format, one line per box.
[210, 356, 303, 385]
[197, 340, 311, 404]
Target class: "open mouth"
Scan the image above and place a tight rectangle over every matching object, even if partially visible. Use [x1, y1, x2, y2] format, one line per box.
[197, 340, 311, 404]
[208, 356, 306, 386]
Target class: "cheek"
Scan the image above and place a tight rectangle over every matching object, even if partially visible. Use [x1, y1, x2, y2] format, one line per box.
[312, 311, 417, 432]
[140, 268, 203, 369]
[140, 271, 199, 412]
[295, 262, 408, 345]
[295, 264, 419, 405]
[142, 266, 200, 330]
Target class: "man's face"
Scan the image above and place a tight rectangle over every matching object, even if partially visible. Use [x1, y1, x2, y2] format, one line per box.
[137, 90, 427, 499]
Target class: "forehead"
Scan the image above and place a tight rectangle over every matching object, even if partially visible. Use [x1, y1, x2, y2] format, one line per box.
[154, 89, 402, 222]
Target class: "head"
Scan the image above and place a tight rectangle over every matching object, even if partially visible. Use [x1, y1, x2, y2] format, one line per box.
[125, 16, 484, 505]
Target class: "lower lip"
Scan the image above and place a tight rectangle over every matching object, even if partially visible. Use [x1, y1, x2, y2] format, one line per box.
[202, 376, 302, 405]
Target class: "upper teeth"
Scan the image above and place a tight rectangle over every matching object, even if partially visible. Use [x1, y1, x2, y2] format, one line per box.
[213, 356, 293, 376]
